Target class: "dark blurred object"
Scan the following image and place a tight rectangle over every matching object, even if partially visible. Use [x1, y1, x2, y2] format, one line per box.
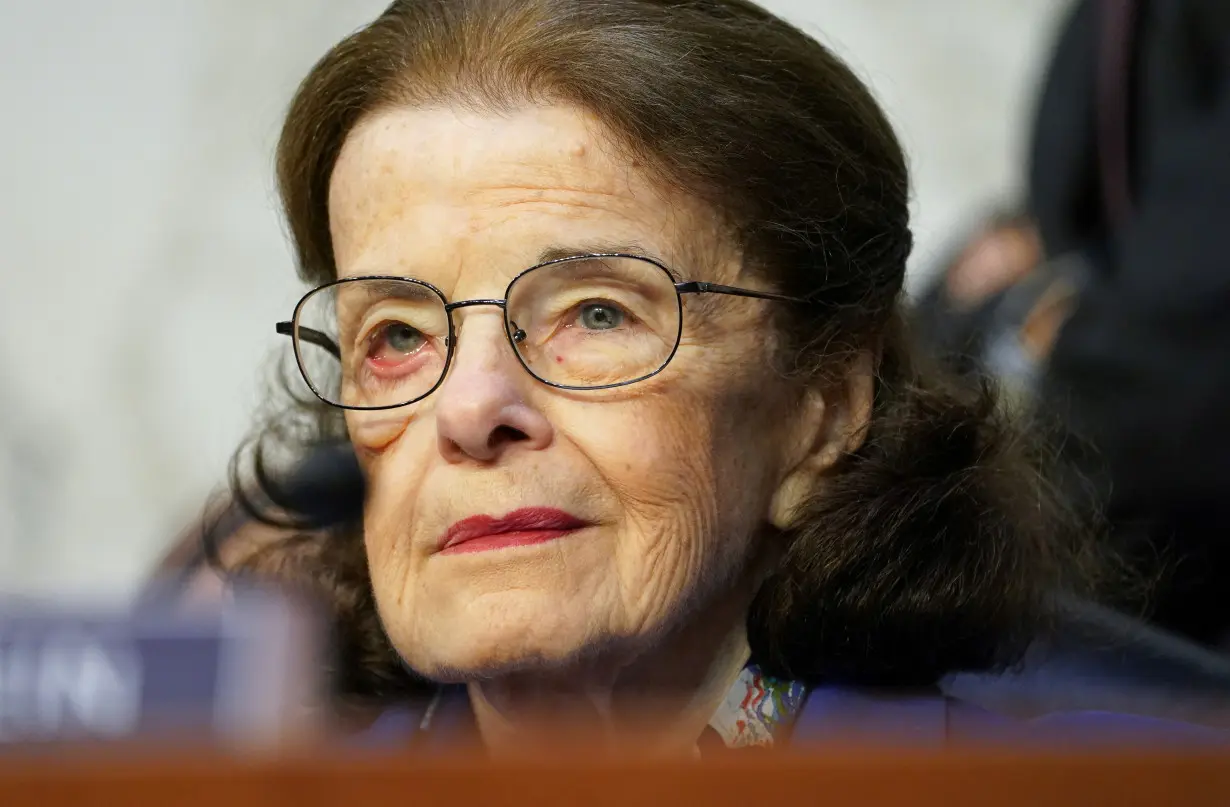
[911, 210, 1042, 377]
[909, 212, 1092, 437]
[944, 595, 1230, 724]
[910, 211, 1076, 396]
[916, 0, 1230, 650]
[253, 440, 366, 528]
[1029, 0, 1230, 646]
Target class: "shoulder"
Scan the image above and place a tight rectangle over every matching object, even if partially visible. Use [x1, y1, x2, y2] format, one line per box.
[790, 686, 1230, 747]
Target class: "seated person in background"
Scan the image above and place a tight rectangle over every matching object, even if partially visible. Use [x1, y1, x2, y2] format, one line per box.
[210, 0, 1223, 752]
[908, 209, 1060, 397]
[916, 0, 1230, 650]
[1028, 0, 1230, 649]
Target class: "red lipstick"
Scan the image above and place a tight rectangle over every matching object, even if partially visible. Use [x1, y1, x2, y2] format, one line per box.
[438, 507, 590, 555]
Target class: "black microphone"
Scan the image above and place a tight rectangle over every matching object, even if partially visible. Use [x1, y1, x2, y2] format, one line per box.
[265, 440, 366, 528]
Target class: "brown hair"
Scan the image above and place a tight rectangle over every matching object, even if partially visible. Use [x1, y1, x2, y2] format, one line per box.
[230, 0, 1119, 702]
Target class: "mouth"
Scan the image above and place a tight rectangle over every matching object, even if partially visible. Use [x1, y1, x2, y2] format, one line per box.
[438, 507, 592, 555]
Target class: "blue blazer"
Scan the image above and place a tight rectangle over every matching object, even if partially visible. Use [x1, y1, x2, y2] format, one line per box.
[793, 688, 1229, 747]
[350, 685, 1229, 750]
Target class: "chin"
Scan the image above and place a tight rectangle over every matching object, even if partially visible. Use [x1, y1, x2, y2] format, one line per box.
[394, 594, 619, 683]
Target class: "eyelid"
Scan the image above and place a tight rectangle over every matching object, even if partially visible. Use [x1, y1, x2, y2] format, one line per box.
[335, 304, 436, 364]
[533, 290, 644, 326]
[355, 300, 445, 332]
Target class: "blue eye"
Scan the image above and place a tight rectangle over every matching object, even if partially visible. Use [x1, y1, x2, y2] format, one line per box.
[384, 322, 425, 353]
[578, 303, 625, 330]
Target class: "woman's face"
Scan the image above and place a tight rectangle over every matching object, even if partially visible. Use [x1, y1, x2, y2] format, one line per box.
[328, 104, 815, 680]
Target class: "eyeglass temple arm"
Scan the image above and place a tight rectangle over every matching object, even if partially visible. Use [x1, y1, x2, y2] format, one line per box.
[276, 321, 341, 359]
[675, 281, 810, 304]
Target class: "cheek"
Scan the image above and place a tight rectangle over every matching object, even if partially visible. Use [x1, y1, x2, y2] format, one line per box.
[346, 409, 415, 453]
[581, 399, 714, 505]
[566, 353, 785, 522]
[354, 419, 434, 575]
[556, 386, 762, 616]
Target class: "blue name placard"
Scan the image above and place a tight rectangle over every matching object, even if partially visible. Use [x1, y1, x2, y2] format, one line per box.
[0, 590, 324, 747]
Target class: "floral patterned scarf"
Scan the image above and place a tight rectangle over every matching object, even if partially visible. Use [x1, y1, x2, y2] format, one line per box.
[703, 663, 808, 750]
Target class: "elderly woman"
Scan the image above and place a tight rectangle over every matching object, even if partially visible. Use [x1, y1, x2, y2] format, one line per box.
[215, 0, 1190, 751]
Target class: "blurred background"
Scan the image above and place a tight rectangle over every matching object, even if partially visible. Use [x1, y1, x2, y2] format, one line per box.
[0, 0, 1084, 596]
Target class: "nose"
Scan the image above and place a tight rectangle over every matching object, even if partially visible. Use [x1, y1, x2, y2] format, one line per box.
[433, 310, 553, 464]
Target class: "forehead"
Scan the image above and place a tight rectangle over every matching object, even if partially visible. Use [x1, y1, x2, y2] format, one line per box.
[327, 104, 737, 291]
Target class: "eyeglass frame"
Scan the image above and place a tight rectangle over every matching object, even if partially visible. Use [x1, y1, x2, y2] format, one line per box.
[276, 252, 814, 411]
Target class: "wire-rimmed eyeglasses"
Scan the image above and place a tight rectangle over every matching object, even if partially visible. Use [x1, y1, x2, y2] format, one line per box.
[276, 253, 812, 411]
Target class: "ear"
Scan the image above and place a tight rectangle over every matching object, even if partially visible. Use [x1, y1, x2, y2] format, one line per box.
[768, 350, 875, 529]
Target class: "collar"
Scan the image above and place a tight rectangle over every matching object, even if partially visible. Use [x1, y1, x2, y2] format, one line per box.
[413, 662, 809, 752]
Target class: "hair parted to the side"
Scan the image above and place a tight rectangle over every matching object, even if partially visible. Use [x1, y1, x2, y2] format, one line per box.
[228, 0, 1124, 702]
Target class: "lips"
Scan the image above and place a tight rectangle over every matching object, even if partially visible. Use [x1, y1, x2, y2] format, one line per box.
[438, 507, 591, 555]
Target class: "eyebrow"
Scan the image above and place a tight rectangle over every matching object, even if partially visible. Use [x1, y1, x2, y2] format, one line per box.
[535, 243, 683, 282]
[343, 278, 439, 301]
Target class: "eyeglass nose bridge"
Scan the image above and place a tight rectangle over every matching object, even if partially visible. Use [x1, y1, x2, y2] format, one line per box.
[444, 298, 506, 312]
[442, 298, 527, 345]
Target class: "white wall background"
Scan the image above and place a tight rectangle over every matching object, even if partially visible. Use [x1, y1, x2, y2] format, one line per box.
[0, 0, 1072, 597]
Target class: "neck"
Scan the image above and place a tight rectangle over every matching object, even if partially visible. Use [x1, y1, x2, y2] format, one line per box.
[468, 592, 753, 758]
